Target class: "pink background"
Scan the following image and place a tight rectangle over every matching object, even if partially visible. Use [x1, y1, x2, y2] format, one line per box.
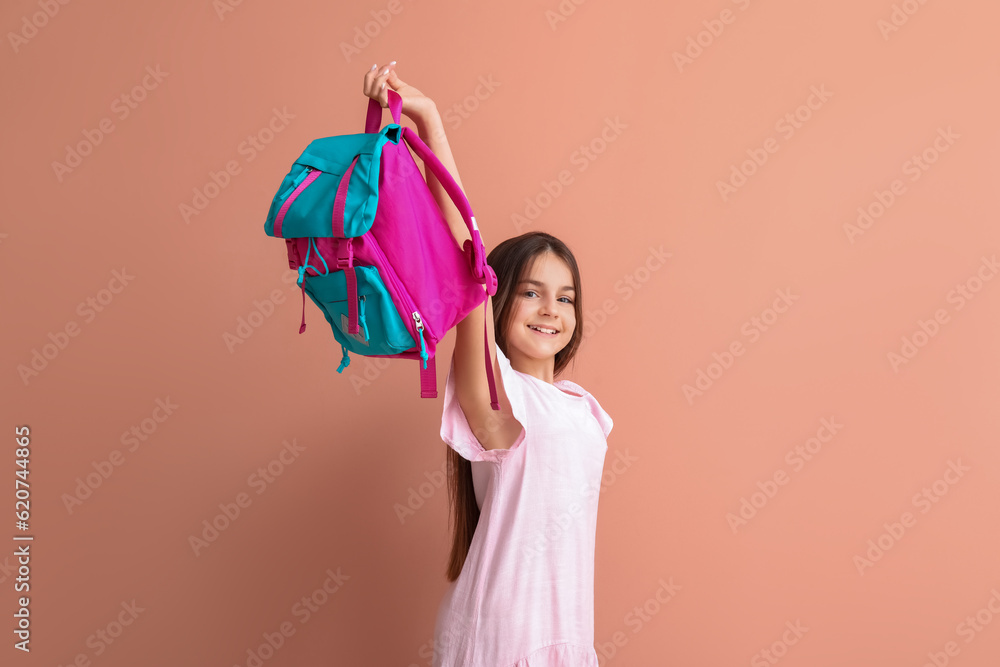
[2, 0, 999, 665]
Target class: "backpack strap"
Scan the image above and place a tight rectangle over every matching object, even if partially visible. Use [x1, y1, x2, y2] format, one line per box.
[296, 237, 331, 335]
[298, 282, 307, 334]
[333, 156, 358, 238]
[365, 90, 402, 133]
[483, 293, 499, 410]
[334, 238, 359, 335]
[420, 357, 436, 398]
[333, 156, 361, 335]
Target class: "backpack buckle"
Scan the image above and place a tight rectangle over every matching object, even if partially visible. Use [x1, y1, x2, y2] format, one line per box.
[335, 237, 353, 269]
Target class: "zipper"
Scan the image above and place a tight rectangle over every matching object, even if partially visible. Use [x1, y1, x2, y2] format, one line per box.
[275, 168, 322, 236]
[279, 166, 314, 200]
[365, 233, 433, 354]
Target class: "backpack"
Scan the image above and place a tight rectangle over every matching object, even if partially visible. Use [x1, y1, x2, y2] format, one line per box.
[263, 90, 500, 410]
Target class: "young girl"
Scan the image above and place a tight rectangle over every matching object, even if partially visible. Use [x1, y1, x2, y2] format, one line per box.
[364, 63, 614, 667]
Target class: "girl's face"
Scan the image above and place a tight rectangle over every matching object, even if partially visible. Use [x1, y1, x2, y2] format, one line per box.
[505, 252, 577, 362]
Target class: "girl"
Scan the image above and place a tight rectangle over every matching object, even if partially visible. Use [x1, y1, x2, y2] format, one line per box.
[364, 63, 614, 667]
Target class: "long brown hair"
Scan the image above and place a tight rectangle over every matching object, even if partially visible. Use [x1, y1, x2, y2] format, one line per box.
[444, 231, 584, 581]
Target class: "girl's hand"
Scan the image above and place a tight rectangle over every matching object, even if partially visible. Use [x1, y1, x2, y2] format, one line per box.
[363, 62, 438, 125]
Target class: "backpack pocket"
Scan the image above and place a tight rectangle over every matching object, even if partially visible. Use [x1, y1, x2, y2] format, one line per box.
[304, 265, 415, 356]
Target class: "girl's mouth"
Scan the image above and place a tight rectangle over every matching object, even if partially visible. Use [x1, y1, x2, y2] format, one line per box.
[528, 324, 558, 336]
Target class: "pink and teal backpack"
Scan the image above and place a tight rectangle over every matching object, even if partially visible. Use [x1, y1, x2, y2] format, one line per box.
[264, 90, 499, 409]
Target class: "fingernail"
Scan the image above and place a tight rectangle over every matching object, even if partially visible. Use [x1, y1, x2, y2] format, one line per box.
[370, 64, 377, 70]
[389, 60, 396, 65]
[380, 82, 385, 90]
[381, 67, 389, 75]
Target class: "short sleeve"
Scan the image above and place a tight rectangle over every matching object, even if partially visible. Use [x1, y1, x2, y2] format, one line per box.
[560, 379, 614, 440]
[440, 345, 528, 462]
[590, 397, 613, 439]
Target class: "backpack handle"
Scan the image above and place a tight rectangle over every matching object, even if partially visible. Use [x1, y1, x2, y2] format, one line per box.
[364, 90, 402, 133]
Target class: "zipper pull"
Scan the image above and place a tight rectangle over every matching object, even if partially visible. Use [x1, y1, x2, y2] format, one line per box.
[359, 295, 369, 342]
[279, 166, 314, 200]
[412, 311, 428, 369]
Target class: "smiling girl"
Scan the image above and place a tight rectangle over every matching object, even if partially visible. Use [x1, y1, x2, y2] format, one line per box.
[364, 62, 613, 667]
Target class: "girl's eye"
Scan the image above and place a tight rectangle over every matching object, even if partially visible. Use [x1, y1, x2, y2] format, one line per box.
[524, 290, 573, 304]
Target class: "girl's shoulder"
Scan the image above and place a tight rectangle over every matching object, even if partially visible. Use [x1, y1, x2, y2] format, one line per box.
[554, 379, 588, 398]
[496, 347, 613, 439]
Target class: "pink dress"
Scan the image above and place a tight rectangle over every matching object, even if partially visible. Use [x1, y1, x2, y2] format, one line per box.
[434, 345, 613, 667]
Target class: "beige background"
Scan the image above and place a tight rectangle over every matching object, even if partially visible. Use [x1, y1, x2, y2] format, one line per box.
[2, 0, 999, 665]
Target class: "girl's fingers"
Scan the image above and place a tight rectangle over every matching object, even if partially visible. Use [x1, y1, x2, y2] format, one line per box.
[364, 62, 398, 106]
[362, 63, 379, 96]
[363, 63, 390, 97]
[377, 63, 396, 84]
